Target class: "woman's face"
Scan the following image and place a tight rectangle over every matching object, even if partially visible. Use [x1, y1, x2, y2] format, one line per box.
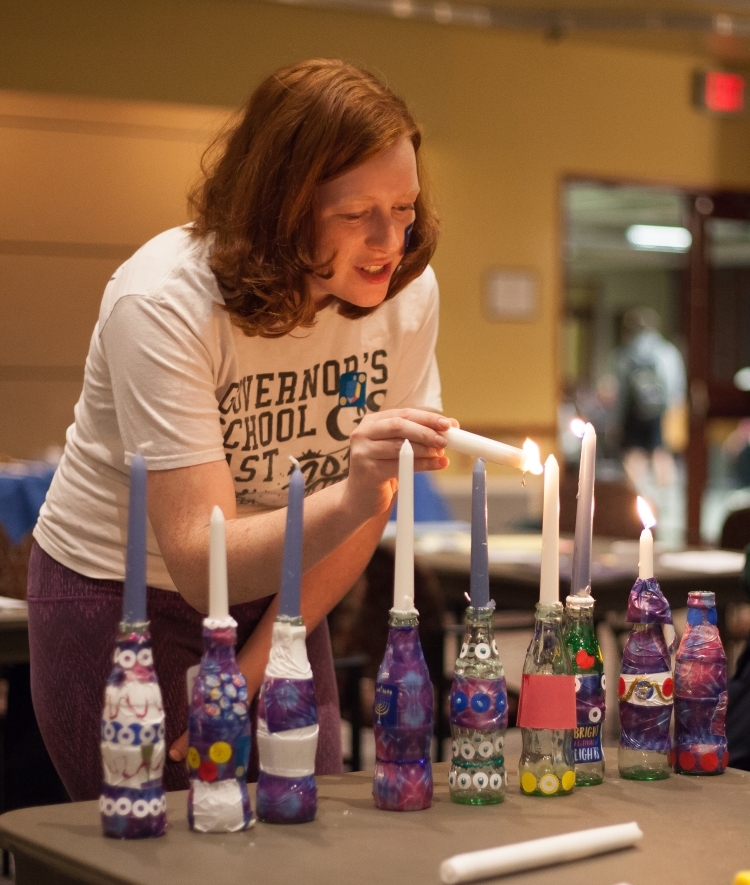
[309, 136, 419, 308]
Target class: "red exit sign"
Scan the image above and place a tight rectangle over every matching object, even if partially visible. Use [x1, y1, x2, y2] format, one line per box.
[693, 70, 745, 115]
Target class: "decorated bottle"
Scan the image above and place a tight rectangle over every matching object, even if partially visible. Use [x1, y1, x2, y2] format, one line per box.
[256, 615, 319, 823]
[100, 621, 166, 837]
[563, 596, 605, 786]
[448, 605, 508, 804]
[673, 591, 728, 775]
[187, 616, 253, 832]
[518, 602, 577, 797]
[618, 578, 675, 780]
[372, 609, 434, 811]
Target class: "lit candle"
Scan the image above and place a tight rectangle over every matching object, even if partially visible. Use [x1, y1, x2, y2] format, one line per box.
[637, 496, 656, 580]
[393, 440, 415, 613]
[279, 457, 304, 618]
[209, 506, 229, 621]
[539, 455, 560, 606]
[444, 428, 543, 475]
[122, 452, 147, 624]
[470, 459, 489, 608]
[571, 423, 596, 596]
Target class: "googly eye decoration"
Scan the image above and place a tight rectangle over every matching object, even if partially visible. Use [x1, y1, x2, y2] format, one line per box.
[589, 707, 602, 723]
[460, 741, 476, 760]
[472, 772, 488, 789]
[460, 643, 468, 658]
[492, 640, 499, 656]
[475, 643, 491, 660]
[448, 770, 457, 787]
[118, 649, 136, 669]
[457, 772, 472, 790]
[451, 740, 459, 758]
[489, 773, 502, 789]
[478, 741, 494, 759]
[136, 648, 153, 667]
[601, 674, 607, 690]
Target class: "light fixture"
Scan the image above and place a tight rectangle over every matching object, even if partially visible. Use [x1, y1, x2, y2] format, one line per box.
[625, 225, 692, 252]
[734, 367, 750, 391]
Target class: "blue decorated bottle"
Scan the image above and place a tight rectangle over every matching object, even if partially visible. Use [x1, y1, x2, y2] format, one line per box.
[187, 617, 253, 832]
[372, 609, 434, 811]
[449, 605, 507, 804]
[100, 621, 167, 838]
[617, 578, 675, 781]
[563, 595, 605, 786]
[673, 591, 728, 775]
[256, 615, 319, 823]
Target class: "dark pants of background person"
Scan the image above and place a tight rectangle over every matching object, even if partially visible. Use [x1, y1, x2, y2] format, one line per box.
[26, 543, 342, 802]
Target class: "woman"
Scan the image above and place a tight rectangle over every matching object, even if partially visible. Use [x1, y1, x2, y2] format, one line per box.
[29, 58, 454, 801]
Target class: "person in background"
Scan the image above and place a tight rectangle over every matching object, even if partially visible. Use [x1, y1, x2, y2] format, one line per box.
[28, 59, 456, 801]
[613, 306, 686, 489]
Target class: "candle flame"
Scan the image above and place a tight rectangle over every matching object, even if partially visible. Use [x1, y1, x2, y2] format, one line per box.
[522, 439, 543, 475]
[636, 496, 656, 530]
[570, 418, 587, 438]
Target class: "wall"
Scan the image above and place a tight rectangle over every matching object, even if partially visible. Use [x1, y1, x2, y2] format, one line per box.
[2, 0, 750, 462]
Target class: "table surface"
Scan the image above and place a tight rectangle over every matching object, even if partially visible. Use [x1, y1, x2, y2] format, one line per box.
[2, 750, 750, 885]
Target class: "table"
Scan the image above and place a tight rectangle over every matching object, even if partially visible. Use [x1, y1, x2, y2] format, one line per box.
[1, 751, 750, 885]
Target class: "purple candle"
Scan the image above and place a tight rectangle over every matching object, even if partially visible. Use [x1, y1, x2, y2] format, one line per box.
[123, 452, 147, 624]
[470, 459, 490, 608]
[279, 458, 304, 618]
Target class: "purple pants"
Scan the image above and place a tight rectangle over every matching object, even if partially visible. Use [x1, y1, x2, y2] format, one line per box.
[27, 543, 342, 801]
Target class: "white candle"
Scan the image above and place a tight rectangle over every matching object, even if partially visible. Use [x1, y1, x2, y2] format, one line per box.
[571, 423, 596, 596]
[444, 428, 543, 475]
[440, 821, 643, 884]
[393, 440, 415, 613]
[636, 496, 656, 580]
[539, 455, 560, 606]
[209, 506, 229, 620]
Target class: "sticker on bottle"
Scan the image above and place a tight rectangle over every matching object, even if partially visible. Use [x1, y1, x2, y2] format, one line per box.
[374, 683, 399, 727]
[573, 674, 604, 763]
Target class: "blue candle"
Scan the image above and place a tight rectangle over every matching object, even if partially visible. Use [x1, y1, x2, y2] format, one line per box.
[123, 452, 147, 624]
[279, 458, 304, 618]
[470, 458, 490, 608]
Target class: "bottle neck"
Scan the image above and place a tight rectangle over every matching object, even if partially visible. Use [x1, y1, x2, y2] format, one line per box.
[389, 609, 419, 628]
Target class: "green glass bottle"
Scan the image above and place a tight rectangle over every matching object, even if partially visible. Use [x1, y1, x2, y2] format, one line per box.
[518, 602, 576, 797]
[448, 605, 508, 805]
[563, 596, 605, 786]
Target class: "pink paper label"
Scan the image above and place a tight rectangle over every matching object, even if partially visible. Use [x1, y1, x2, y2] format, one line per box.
[517, 674, 577, 729]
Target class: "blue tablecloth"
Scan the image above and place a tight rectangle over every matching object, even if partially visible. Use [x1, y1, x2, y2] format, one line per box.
[0, 465, 56, 544]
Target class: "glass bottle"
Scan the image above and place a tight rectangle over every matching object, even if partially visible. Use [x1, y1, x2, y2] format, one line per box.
[187, 618, 253, 832]
[673, 591, 728, 775]
[448, 605, 508, 805]
[100, 621, 167, 838]
[257, 615, 319, 823]
[372, 609, 434, 811]
[618, 621, 673, 780]
[518, 602, 576, 797]
[563, 596, 605, 786]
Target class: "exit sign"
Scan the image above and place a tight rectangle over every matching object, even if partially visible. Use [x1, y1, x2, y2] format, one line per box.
[693, 70, 745, 115]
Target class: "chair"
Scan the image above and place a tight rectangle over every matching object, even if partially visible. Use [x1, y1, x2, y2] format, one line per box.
[560, 471, 643, 538]
[721, 508, 750, 552]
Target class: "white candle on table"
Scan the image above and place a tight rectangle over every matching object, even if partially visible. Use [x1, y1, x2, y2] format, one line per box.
[209, 506, 229, 621]
[571, 423, 596, 596]
[444, 428, 543, 475]
[393, 440, 415, 613]
[636, 496, 656, 580]
[539, 455, 560, 606]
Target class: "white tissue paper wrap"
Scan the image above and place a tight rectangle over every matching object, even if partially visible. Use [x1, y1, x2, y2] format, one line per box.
[190, 780, 255, 834]
[264, 621, 313, 680]
[101, 679, 165, 787]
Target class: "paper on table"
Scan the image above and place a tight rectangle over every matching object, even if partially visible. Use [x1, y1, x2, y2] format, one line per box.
[440, 821, 643, 884]
[659, 550, 745, 574]
[0, 596, 27, 611]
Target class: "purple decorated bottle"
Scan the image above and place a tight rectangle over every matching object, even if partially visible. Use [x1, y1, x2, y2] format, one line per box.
[373, 609, 434, 811]
[100, 622, 167, 838]
[673, 591, 728, 776]
[256, 616, 318, 823]
[618, 578, 675, 781]
[448, 605, 507, 804]
[187, 617, 253, 832]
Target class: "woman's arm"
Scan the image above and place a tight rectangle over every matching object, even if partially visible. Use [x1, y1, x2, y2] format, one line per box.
[148, 407, 453, 612]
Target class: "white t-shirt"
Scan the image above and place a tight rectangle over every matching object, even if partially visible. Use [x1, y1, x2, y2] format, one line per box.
[34, 226, 442, 591]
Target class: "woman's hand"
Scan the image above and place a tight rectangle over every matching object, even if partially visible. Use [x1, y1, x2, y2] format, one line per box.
[343, 408, 457, 522]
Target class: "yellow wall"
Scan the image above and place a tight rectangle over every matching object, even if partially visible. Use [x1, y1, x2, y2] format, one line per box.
[2, 0, 750, 460]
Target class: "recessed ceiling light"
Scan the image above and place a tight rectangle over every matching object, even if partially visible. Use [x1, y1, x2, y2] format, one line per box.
[626, 225, 692, 252]
[734, 367, 750, 391]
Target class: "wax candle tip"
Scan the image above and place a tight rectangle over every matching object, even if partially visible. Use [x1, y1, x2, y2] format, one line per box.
[210, 505, 223, 521]
[289, 455, 300, 468]
[401, 438, 413, 453]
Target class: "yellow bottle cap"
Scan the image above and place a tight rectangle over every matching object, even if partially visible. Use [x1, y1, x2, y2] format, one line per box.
[733, 873, 750, 885]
